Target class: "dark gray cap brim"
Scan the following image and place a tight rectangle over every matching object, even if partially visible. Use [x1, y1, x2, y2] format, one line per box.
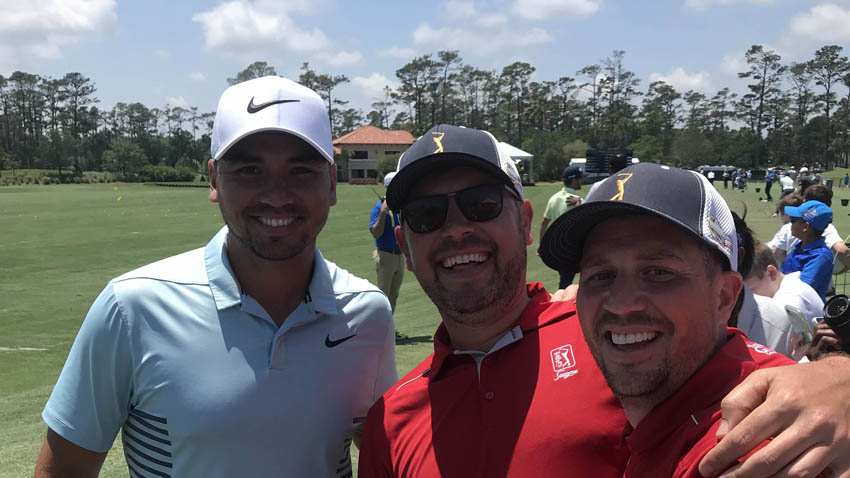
[539, 201, 717, 274]
[386, 153, 514, 211]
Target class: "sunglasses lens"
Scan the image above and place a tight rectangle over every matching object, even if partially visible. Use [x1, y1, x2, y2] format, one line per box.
[402, 184, 508, 233]
[456, 185, 503, 222]
[403, 196, 448, 233]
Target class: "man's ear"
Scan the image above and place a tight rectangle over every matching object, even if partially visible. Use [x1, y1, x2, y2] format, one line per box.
[395, 225, 414, 271]
[521, 199, 534, 246]
[717, 271, 744, 326]
[208, 159, 218, 203]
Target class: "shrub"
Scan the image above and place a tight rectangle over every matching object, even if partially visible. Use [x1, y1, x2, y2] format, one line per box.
[139, 164, 195, 182]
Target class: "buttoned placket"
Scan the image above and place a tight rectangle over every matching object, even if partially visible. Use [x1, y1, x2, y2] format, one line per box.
[240, 293, 323, 371]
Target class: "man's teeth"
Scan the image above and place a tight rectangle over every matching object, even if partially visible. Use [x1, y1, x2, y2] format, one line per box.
[259, 217, 294, 227]
[442, 253, 487, 268]
[611, 331, 658, 345]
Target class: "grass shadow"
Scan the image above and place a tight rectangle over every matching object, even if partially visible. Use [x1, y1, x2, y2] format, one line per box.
[395, 335, 433, 346]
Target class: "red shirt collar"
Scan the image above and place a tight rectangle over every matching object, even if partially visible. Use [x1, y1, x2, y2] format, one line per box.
[626, 328, 757, 453]
[427, 282, 576, 379]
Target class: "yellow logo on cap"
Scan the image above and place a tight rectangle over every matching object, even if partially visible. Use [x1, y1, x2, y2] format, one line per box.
[610, 173, 633, 201]
[432, 132, 445, 154]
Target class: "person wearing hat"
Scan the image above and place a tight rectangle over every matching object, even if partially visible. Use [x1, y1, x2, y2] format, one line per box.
[539, 163, 822, 476]
[34, 76, 397, 477]
[370, 171, 406, 334]
[782, 200, 834, 300]
[360, 126, 850, 478]
[539, 165, 583, 288]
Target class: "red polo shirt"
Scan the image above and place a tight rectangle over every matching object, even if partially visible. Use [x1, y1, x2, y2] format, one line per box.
[358, 283, 629, 477]
[623, 329, 795, 478]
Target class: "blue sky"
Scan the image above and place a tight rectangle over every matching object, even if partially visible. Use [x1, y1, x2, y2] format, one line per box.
[2, 0, 849, 119]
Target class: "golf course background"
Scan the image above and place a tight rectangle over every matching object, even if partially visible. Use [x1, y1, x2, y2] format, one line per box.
[3, 174, 850, 476]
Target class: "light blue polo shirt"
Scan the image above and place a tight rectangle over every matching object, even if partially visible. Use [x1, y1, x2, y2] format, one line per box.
[43, 227, 397, 477]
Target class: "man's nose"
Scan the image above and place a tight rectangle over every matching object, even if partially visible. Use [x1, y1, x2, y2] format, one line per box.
[257, 175, 297, 208]
[439, 196, 475, 239]
[599, 274, 648, 317]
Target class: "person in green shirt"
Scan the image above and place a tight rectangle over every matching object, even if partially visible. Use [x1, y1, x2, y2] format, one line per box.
[539, 165, 582, 288]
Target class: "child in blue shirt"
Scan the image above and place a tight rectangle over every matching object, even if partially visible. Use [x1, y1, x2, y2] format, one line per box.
[782, 200, 834, 300]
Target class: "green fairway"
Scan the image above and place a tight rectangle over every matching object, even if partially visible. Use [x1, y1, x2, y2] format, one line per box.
[4, 178, 850, 476]
[0, 181, 561, 477]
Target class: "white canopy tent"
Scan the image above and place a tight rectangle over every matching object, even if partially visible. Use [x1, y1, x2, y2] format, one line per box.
[499, 142, 534, 183]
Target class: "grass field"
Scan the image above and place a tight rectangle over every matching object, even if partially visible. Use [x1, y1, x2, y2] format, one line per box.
[4, 176, 850, 476]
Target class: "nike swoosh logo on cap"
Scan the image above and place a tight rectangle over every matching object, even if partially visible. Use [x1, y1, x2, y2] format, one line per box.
[246, 97, 300, 114]
[325, 333, 357, 348]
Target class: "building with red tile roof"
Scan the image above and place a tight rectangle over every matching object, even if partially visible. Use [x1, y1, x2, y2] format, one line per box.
[334, 126, 415, 181]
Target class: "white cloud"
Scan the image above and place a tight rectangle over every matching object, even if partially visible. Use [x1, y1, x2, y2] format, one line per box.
[315, 50, 363, 67]
[192, 1, 330, 55]
[378, 46, 417, 58]
[685, 0, 774, 10]
[720, 53, 747, 75]
[477, 13, 508, 27]
[443, 0, 477, 19]
[789, 3, 850, 43]
[190, 72, 206, 81]
[512, 0, 601, 20]
[649, 67, 712, 92]
[165, 96, 189, 108]
[153, 49, 169, 59]
[413, 23, 553, 55]
[353, 73, 397, 100]
[0, 0, 116, 70]
[442, 2, 509, 27]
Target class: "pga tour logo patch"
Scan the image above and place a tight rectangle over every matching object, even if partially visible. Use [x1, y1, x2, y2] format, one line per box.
[747, 342, 777, 356]
[550, 344, 579, 381]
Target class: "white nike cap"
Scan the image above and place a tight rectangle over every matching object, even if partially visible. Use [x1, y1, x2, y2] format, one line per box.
[211, 76, 334, 163]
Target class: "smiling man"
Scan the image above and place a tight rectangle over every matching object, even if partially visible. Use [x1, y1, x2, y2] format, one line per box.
[34, 76, 396, 477]
[538, 163, 795, 476]
[360, 136, 850, 478]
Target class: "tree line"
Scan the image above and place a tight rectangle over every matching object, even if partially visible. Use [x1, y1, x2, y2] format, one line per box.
[1, 44, 849, 182]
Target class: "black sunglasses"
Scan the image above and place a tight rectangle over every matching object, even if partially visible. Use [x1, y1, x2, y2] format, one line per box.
[401, 183, 517, 234]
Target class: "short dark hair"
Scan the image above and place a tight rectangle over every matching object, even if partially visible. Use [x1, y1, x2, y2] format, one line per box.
[701, 243, 731, 277]
[804, 184, 833, 207]
[778, 193, 804, 211]
[749, 242, 778, 281]
[732, 212, 755, 279]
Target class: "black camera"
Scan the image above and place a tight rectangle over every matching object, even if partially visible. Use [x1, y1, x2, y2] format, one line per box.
[823, 295, 850, 349]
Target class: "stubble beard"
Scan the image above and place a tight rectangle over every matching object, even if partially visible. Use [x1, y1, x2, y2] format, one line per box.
[586, 309, 722, 411]
[220, 205, 319, 262]
[587, 311, 676, 401]
[419, 240, 527, 327]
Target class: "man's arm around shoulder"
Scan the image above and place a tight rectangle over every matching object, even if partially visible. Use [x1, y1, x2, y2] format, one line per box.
[34, 428, 107, 478]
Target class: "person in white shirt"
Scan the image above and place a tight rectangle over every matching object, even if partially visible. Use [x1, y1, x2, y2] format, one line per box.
[746, 242, 824, 327]
[779, 173, 795, 195]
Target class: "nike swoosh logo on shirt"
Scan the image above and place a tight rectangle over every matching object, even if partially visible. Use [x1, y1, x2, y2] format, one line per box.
[325, 334, 357, 348]
[246, 98, 300, 114]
